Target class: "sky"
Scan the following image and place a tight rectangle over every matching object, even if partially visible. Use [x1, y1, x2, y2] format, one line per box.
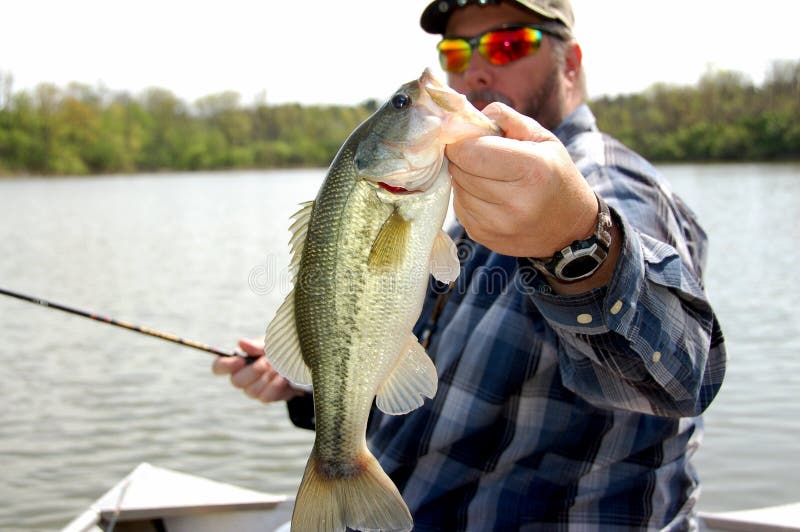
[1, 0, 796, 106]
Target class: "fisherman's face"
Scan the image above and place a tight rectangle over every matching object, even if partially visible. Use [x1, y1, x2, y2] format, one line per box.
[443, 2, 568, 130]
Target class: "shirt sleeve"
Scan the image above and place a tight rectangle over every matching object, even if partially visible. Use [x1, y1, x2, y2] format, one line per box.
[518, 167, 727, 418]
[286, 393, 316, 430]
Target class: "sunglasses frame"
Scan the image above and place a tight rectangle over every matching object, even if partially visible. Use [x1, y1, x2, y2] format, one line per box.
[437, 23, 569, 73]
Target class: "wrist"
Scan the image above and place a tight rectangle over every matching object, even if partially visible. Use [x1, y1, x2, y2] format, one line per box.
[528, 193, 612, 283]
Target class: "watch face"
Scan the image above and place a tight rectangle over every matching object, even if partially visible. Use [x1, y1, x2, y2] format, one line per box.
[558, 254, 601, 280]
[553, 240, 608, 281]
[532, 193, 612, 282]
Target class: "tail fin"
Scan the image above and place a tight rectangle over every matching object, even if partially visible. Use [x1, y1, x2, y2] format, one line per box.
[291, 449, 413, 532]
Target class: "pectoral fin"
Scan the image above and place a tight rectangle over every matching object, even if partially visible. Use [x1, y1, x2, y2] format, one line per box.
[368, 210, 410, 271]
[429, 229, 460, 284]
[264, 288, 312, 386]
[376, 335, 438, 415]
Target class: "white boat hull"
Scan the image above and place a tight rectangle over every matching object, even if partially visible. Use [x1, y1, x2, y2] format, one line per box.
[62, 462, 293, 532]
[63, 462, 800, 532]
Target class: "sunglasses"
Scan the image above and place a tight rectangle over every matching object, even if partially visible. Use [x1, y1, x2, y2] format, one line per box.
[437, 23, 566, 73]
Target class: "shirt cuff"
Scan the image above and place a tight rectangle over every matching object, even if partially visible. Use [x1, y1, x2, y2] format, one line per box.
[517, 207, 644, 335]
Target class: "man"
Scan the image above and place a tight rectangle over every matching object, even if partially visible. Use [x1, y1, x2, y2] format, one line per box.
[214, 0, 726, 529]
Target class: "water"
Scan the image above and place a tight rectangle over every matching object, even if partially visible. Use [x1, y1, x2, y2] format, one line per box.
[0, 164, 798, 529]
[662, 163, 800, 512]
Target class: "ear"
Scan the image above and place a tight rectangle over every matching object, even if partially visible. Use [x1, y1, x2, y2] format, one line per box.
[564, 41, 583, 82]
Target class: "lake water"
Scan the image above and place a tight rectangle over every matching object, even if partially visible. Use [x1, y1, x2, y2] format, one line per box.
[1, 163, 799, 529]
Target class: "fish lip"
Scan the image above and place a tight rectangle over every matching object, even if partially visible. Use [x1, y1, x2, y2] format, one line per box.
[368, 155, 443, 194]
[419, 68, 436, 86]
[376, 181, 421, 195]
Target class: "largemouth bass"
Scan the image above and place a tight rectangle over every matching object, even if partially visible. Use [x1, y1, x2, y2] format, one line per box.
[264, 69, 499, 532]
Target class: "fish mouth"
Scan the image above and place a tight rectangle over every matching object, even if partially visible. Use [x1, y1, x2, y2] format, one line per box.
[370, 154, 444, 195]
[377, 182, 420, 195]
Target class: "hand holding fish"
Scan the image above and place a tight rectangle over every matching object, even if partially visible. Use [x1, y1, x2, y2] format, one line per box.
[212, 338, 304, 403]
[447, 102, 602, 257]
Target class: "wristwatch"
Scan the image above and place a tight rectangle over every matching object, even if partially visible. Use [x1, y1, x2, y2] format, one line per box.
[528, 194, 613, 282]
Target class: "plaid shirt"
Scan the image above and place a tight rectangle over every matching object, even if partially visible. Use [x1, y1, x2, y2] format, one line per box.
[363, 104, 727, 531]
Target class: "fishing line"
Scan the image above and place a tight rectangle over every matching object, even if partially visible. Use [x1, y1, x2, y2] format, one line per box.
[0, 287, 257, 364]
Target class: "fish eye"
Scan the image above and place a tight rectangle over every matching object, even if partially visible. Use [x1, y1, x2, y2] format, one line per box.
[392, 93, 411, 110]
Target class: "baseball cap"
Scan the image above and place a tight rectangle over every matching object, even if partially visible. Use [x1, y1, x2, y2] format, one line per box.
[420, 0, 574, 35]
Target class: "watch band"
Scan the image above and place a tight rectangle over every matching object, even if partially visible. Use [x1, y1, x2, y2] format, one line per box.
[528, 193, 613, 282]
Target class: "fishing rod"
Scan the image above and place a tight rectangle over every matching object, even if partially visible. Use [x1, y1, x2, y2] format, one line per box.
[0, 287, 257, 363]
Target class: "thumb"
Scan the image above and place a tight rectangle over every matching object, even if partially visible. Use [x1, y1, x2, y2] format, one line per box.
[482, 102, 556, 143]
[238, 337, 265, 356]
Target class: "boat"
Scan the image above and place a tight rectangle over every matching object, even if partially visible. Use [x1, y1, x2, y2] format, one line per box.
[62, 462, 293, 532]
[63, 462, 799, 531]
[700, 503, 800, 531]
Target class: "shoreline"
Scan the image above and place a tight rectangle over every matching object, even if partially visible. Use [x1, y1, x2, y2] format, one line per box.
[2, 159, 799, 179]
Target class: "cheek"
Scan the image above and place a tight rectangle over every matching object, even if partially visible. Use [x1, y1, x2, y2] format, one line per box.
[445, 73, 469, 94]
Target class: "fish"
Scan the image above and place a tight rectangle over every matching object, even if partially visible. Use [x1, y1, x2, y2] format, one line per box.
[263, 68, 499, 532]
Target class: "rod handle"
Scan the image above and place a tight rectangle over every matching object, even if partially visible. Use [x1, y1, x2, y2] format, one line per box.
[233, 349, 260, 365]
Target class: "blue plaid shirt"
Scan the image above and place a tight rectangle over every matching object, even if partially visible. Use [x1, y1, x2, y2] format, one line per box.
[365, 104, 727, 531]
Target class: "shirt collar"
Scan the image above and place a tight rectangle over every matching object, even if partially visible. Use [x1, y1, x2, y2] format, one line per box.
[552, 104, 598, 145]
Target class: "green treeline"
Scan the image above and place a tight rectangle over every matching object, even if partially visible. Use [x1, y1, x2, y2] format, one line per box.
[590, 60, 800, 162]
[0, 60, 798, 176]
[0, 79, 378, 176]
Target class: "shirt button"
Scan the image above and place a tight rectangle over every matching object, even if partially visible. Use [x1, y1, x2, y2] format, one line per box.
[577, 313, 593, 324]
[652, 351, 662, 363]
[610, 300, 623, 315]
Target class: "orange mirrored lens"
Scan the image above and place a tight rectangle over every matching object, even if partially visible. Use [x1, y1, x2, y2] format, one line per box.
[437, 26, 543, 73]
[438, 39, 472, 73]
[478, 27, 541, 66]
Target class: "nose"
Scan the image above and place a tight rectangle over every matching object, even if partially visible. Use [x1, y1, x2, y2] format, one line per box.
[462, 52, 494, 88]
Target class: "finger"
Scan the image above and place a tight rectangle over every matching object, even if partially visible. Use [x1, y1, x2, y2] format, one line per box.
[449, 161, 505, 206]
[482, 102, 556, 142]
[245, 371, 301, 403]
[238, 337, 265, 356]
[255, 374, 294, 402]
[452, 186, 503, 242]
[447, 134, 536, 185]
[451, 174, 509, 223]
[212, 355, 246, 376]
[245, 373, 271, 399]
[446, 135, 501, 176]
[452, 192, 480, 239]
[263, 380, 305, 402]
[230, 355, 271, 389]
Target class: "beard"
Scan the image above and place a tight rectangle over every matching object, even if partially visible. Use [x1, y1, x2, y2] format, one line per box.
[518, 67, 564, 129]
[465, 67, 564, 130]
